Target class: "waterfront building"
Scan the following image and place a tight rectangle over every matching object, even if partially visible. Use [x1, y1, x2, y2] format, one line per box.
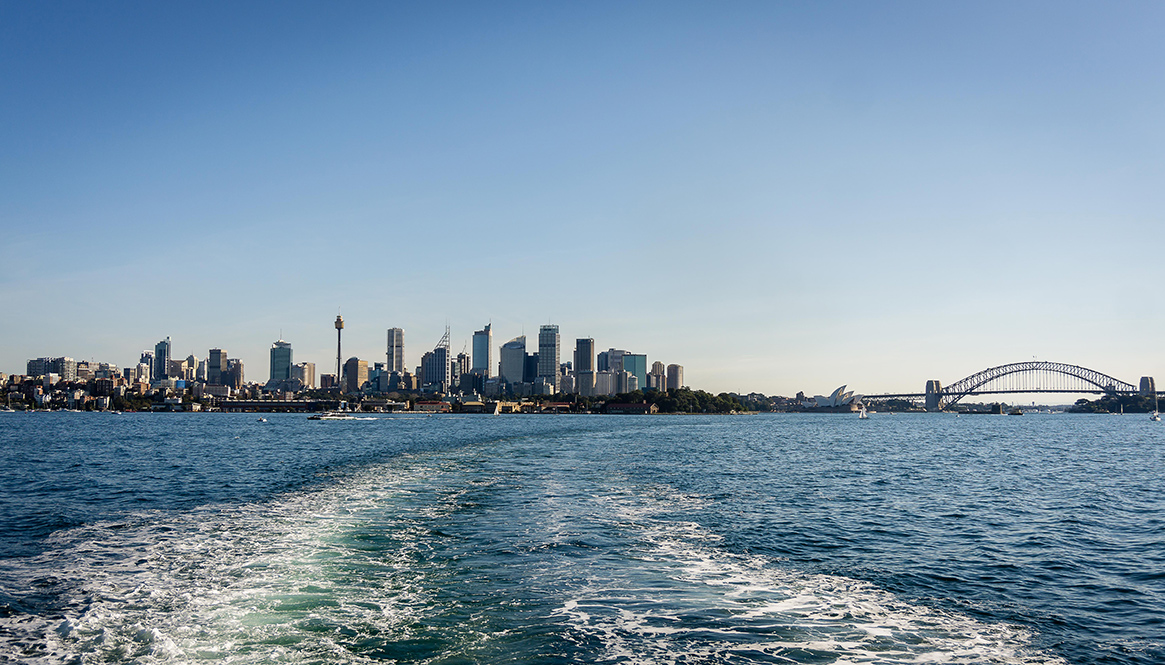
[538, 325, 560, 393]
[499, 336, 526, 385]
[666, 364, 684, 390]
[269, 340, 293, 382]
[154, 337, 171, 381]
[524, 353, 539, 384]
[623, 354, 647, 393]
[387, 328, 404, 373]
[472, 324, 492, 377]
[343, 357, 369, 394]
[208, 349, 227, 386]
[320, 373, 338, 389]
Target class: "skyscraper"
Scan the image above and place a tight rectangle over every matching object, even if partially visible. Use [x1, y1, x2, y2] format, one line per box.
[291, 362, 315, 389]
[335, 315, 344, 389]
[154, 337, 171, 381]
[472, 324, 492, 377]
[649, 361, 666, 390]
[420, 327, 451, 391]
[343, 357, 368, 394]
[574, 338, 595, 396]
[666, 364, 684, 390]
[139, 351, 154, 382]
[499, 336, 526, 385]
[622, 353, 647, 393]
[538, 325, 560, 393]
[386, 328, 404, 373]
[269, 340, 293, 382]
[208, 349, 227, 386]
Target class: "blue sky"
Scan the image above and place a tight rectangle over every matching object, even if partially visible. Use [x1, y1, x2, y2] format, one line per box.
[2, 1, 1163, 396]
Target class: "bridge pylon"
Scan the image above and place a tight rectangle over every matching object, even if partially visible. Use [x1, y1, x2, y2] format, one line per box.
[925, 380, 942, 411]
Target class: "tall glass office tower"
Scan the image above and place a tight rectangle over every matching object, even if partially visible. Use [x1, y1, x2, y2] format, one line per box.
[472, 324, 492, 377]
[386, 328, 404, 373]
[154, 337, 171, 381]
[538, 325, 560, 392]
[499, 336, 526, 385]
[269, 340, 293, 382]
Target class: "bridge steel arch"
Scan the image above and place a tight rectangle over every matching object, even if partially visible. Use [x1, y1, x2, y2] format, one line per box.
[940, 361, 1137, 409]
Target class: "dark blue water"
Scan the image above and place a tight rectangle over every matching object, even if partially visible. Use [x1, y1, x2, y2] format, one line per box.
[1, 412, 1161, 664]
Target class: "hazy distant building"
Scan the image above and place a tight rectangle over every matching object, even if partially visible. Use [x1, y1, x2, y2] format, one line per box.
[524, 353, 539, 384]
[226, 359, 244, 389]
[597, 348, 627, 374]
[291, 362, 316, 389]
[418, 328, 451, 392]
[472, 324, 492, 377]
[538, 325, 560, 393]
[139, 351, 154, 382]
[26, 357, 77, 381]
[499, 336, 526, 385]
[649, 361, 666, 391]
[454, 352, 471, 387]
[420, 349, 450, 391]
[343, 357, 369, 393]
[270, 340, 293, 382]
[666, 364, 684, 390]
[387, 328, 404, 373]
[154, 337, 171, 380]
[321, 373, 338, 389]
[595, 370, 614, 396]
[574, 338, 595, 396]
[623, 353, 647, 393]
[208, 349, 227, 386]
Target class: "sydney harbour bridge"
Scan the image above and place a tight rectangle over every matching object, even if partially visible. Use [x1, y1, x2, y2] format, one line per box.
[861, 360, 1156, 411]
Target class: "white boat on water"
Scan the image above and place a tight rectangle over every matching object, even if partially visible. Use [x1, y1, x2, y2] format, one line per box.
[1151, 393, 1160, 422]
[308, 411, 356, 420]
[858, 405, 869, 419]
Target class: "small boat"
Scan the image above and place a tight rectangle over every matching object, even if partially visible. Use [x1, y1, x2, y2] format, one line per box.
[308, 412, 355, 420]
[257, 417, 268, 422]
[1151, 393, 1160, 422]
[857, 405, 869, 419]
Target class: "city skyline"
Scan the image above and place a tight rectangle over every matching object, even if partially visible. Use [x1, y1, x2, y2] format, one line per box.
[2, 3, 1164, 395]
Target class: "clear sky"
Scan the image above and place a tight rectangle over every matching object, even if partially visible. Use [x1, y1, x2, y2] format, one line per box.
[2, 1, 1163, 396]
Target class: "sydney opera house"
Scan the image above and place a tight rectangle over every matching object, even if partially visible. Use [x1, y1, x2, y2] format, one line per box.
[800, 385, 863, 411]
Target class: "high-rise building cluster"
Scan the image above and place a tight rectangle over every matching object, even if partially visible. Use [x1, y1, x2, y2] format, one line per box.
[8, 318, 686, 409]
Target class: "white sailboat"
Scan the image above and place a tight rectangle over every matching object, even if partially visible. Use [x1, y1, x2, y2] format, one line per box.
[1151, 393, 1160, 422]
[858, 405, 869, 419]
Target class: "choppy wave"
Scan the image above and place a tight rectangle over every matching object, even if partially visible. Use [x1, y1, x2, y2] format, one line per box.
[0, 444, 1066, 665]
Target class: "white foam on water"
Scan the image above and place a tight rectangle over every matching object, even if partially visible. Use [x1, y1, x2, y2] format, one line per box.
[1, 443, 1071, 665]
[550, 488, 1068, 665]
[0, 458, 481, 664]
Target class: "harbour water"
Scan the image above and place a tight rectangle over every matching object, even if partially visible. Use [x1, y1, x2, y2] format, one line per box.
[0, 412, 1162, 664]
